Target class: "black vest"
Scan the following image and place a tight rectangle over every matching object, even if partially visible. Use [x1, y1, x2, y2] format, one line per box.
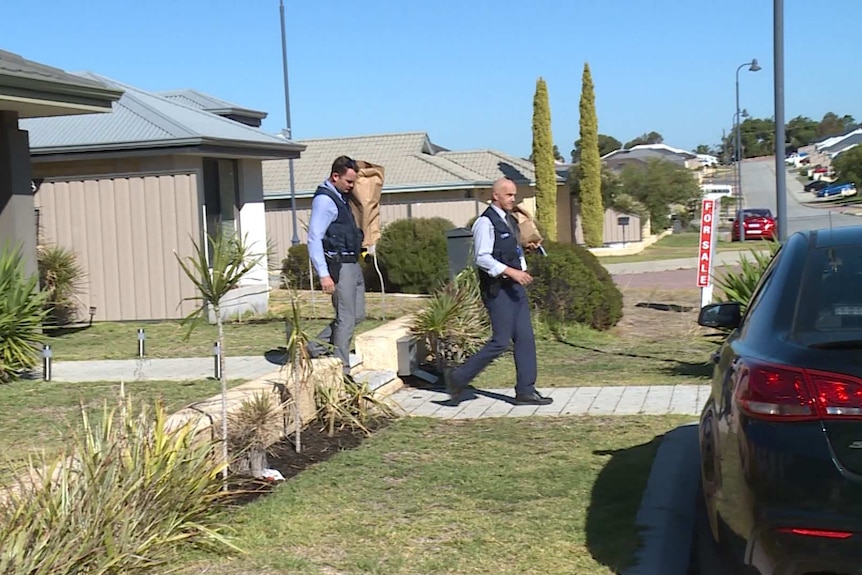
[477, 206, 522, 297]
[313, 185, 363, 258]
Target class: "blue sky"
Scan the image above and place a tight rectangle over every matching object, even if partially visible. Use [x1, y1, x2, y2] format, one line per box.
[3, 1, 859, 159]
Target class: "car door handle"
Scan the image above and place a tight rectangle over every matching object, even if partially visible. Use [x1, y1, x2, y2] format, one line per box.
[710, 351, 721, 364]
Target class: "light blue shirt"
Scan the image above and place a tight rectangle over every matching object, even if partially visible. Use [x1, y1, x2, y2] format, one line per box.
[472, 204, 526, 278]
[307, 179, 346, 279]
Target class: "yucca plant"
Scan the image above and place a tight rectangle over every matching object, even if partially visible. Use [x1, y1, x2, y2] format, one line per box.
[714, 239, 781, 312]
[0, 396, 239, 575]
[175, 230, 265, 480]
[0, 242, 50, 383]
[37, 244, 85, 325]
[315, 375, 398, 438]
[282, 289, 316, 453]
[228, 392, 284, 478]
[410, 268, 489, 372]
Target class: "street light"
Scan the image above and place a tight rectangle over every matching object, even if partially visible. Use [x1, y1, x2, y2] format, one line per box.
[735, 58, 762, 243]
[279, 0, 300, 246]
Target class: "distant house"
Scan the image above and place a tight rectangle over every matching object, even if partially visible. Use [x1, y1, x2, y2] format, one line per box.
[21, 73, 304, 322]
[601, 143, 701, 173]
[822, 132, 862, 159]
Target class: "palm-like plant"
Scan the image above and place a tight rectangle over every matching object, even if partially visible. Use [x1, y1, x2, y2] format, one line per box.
[0, 243, 50, 383]
[714, 240, 781, 312]
[282, 289, 315, 453]
[174, 230, 265, 480]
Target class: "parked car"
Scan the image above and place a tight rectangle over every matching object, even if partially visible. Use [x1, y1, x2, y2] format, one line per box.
[816, 182, 858, 199]
[804, 180, 830, 194]
[697, 225, 862, 575]
[731, 208, 776, 241]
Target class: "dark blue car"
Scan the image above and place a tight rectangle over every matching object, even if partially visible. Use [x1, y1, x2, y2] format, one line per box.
[697, 226, 862, 575]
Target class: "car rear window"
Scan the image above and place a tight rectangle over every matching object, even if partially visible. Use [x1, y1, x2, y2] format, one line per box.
[792, 245, 862, 344]
[744, 209, 772, 218]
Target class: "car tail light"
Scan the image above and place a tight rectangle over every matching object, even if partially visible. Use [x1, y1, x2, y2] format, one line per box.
[776, 527, 854, 539]
[735, 361, 862, 421]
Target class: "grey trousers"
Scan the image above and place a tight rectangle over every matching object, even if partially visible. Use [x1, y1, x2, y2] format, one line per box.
[308, 262, 366, 373]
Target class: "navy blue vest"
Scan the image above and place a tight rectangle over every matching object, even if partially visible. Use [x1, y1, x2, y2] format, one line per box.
[477, 206, 521, 297]
[313, 185, 363, 259]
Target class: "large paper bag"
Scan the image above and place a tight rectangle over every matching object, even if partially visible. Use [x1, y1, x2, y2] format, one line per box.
[348, 160, 384, 248]
[513, 202, 543, 246]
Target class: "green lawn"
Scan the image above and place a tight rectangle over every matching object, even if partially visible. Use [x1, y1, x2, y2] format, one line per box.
[596, 232, 761, 264]
[179, 415, 694, 575]
[0, 378, 243, 468]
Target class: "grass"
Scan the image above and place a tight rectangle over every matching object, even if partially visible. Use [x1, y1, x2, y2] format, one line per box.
[468, 287, 721, 388]
[43, 289, 427, 361]
[180, 415, 694, 575]
[0, 378, 243, 469]
[596, 232, 758, 264]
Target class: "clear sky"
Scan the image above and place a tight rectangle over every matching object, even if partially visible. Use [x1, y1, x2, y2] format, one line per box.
[3, 1, 859, 159]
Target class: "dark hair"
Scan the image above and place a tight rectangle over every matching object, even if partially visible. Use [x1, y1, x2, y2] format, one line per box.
[331, 155, 359, 177]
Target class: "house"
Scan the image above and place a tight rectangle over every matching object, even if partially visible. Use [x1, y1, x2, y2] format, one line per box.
[21, 73, 304, 322]
[601, 143, 701, 173]
[0, 50, 122, 279]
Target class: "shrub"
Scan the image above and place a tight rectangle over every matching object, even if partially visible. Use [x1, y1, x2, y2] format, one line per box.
[377, 217, 454, 294]
[0, 396, 238, 574]
[526, 241, 623, 330]
[714, 240, 781, 311]
[410, 268, 490, 371]
[0, 243, 50, 383]
[37, 244, 85, 325]
[280, 243, 312, 289]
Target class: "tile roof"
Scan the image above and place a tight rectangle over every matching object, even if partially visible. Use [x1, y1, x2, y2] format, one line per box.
[262, 133, 560, 197]
[21, 72, 302, 157]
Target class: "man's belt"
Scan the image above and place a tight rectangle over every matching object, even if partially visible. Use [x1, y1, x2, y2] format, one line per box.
[325, 252, 358, 264]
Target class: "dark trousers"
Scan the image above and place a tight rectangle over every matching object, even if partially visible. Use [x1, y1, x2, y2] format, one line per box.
[451, 283, 537, 396]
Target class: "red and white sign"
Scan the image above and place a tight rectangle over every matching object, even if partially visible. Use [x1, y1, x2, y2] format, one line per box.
[696, 198, 716, 287]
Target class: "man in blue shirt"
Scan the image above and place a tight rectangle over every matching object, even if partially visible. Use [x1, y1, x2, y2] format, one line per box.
[305, 156, 365, 374]
[445, 177, 552, 406]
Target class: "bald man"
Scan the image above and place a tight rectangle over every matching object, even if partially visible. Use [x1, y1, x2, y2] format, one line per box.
[445, 177, 552, 405]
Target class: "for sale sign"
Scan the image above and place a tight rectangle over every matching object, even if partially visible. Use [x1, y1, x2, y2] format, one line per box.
[696, 198, 716, 287]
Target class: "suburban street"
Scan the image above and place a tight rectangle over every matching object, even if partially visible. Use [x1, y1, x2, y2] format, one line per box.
[740, 158, 861, 235]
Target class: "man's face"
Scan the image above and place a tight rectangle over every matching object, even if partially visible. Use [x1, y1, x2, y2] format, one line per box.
[493, 184, 517, 211]
[332, 168, 357, 193]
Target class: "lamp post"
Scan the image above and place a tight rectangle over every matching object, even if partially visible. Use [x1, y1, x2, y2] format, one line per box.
[735, 58, 762, 243]
[774, 0, 788, 242]
[279, 0, 299, 246]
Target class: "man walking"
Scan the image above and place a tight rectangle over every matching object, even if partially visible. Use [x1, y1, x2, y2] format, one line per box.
[446, 177, 552, 405]
[306, 155, 366, 374]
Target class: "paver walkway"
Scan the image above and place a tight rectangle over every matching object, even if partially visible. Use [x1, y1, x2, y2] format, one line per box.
[390, 384, 709, 418]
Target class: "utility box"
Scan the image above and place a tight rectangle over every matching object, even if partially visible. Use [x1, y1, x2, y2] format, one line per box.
[672, 216, 683, 234]
[445, 227, 473, 280]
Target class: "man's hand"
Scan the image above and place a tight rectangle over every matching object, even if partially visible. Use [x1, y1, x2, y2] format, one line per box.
[525, 241, 540, 252]
[320, 276, 335, 294]
[505, 268, 533, 286]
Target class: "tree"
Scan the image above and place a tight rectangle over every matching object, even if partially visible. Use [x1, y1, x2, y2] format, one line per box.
[833, 145, 862, 188]
[694, 144, 712, 155]
[818, 112, 856, 138]
[531, 77, 557, 240]
[571, 134, 621, 162]
[618, 159, 701, 229]
[624, 131, 663, 149]
[577, 62, 603, 247]
[529, 144, 565, 163]
[786, 115, 819, 149]
[175, 230, 265, 481]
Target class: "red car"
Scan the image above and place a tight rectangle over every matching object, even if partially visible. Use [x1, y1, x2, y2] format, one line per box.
[731, 208, 776, 241]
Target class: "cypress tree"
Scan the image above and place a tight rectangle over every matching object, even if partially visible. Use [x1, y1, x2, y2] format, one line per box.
[531, 77, 557, 240]
[578, 63, 604, 247]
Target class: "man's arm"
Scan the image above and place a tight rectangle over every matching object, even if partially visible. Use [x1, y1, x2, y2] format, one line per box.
[472, 215, 532, 285]
[307, 194, 338, 278]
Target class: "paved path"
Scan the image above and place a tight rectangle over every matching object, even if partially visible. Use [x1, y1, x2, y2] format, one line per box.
[390, 384, 709, 418]
[602, 250, 756, 276]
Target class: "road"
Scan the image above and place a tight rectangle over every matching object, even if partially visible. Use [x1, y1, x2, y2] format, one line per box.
[740, 158, 861, 235]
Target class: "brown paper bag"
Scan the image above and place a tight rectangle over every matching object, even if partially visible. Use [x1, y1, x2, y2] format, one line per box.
[513, 202, 543, 246]
[348, 160, 385, 248]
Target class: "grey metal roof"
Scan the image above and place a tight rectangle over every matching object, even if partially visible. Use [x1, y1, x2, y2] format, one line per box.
[155, 89, 267, 120]
[824, 133, 862, 155]
[262, 132, 561, 198]
[0, 50, 109, 91]
[20, 72, 303, 157]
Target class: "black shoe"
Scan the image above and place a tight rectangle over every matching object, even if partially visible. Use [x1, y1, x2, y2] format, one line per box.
[443, 367, 466, 399]
[514, 391, 553, 406]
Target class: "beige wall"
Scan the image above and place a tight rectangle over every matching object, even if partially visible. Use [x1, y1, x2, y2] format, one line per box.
[572, 200, 643, 245]
[34, 164, 203, 322]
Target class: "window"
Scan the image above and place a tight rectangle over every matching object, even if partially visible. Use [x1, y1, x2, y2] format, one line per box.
[203, 158, 240, 239]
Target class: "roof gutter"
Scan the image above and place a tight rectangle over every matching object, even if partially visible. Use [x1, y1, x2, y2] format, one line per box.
[0, 73, 123, 110]
[262, 178, 553, 200]
[29, 136, 306, 160]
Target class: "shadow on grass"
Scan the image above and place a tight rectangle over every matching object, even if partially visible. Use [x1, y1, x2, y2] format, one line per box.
[586, 434, 666, 573]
